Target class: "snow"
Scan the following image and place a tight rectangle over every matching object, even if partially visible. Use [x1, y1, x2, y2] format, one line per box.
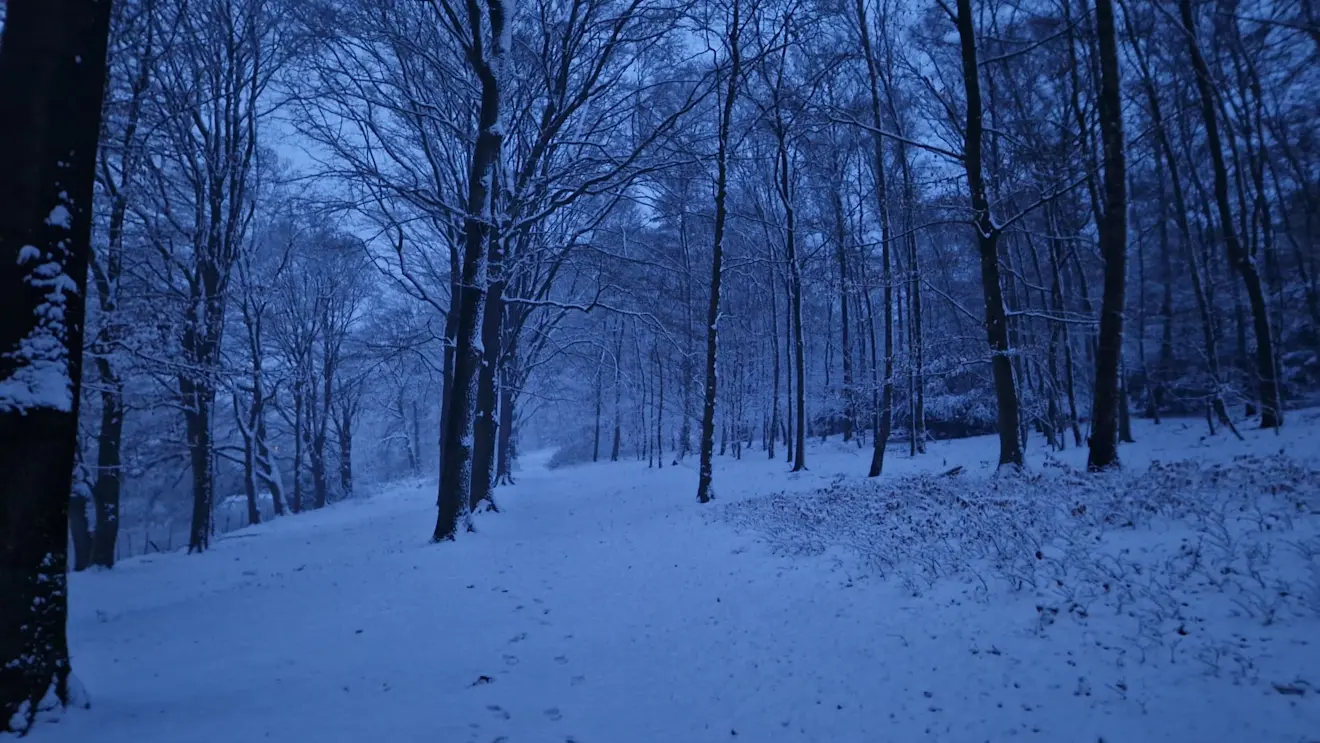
[45, 205, 72, 229]
[33, 414, 1320, 742]
[0, 250, 76, 414]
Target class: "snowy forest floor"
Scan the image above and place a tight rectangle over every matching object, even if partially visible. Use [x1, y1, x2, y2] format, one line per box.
[37, 414, 1320, 743]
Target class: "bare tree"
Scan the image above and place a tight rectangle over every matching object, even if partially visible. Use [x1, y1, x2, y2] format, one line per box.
[696, 0, 748, 504]
[952, 0, 1023, 468]
[434, 0, 507, 541]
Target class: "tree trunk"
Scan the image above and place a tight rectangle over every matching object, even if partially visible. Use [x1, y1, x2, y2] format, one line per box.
[834, 188, 854, 442]
[774, 113, 808, 472]
[91, 387, 123, 563]
[592, 361, 603, 462]
[237, 392, 261, 527]
[336, 404, 353, 498]
[783, 270, 794, 463]
[954, 0, 1023, 468]
[1118, 370, 1135, 444]
[856, 0, 894, 476]
[183, 384, 216, 550]
[257, 406, 284, 516]
[610, 324, 623, 462]
[470, 248, 504, 513]
[1087, 0, 1127, 471]
[70, 486, 93, 573]
[0, 1, 111, 728]
[768, 259, 779, 461]
[292, 383, 305, 514]
[655, 346, 664, 468]
[696, 0, 741, 504]
[496, 362, 517, 484]
[439, 275, 459, 479]
[311, 334, 334, 509]
[435, 0, 506, 542]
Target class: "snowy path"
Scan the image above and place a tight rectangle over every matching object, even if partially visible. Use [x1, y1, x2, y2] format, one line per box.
[38, 421, 1320, 742]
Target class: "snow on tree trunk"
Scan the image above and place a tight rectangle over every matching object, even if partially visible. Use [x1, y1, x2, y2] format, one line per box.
[953, 0, 1024, 469]
[696, 0, 741, 505]
[435, 0, 507, 541]
[0, 0, 113, 732]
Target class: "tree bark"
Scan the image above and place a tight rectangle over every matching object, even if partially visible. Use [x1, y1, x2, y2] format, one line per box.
[696, 0, 741, 504]
[610, 323, 624, 462]
[470, 227, 504, 513]
[954, 0, 1024, 468]
[1087, 0, 1128, 471]
[292, 381, 304, 514]
[856, 0, 894, 477]
[767, 257, 779, 461]
[833, 187, 854, 443]
[435, 0, 506, 541]
[496, 360, 517, 484]
[0, 0, 113, 730]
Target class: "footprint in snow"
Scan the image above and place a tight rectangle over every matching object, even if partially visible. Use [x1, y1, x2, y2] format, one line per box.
[503, 654, 520, 666]
[486, 705, 510, 720]
[544, 707, 563, 721]
[509, 632, 528, 643]
[554, 655, 569, 665]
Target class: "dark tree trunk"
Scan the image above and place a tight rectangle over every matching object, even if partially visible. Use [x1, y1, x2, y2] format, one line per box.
[1087, 0, 1127, 471]
[768, 258, 779, 460]
[655, 346, 664, 467]
[311, 337, 335, 509]
[183, 383, 216, 551]
[436, 0, 505, 541]
[610, 324, 623, 462]
[70, 489, 93, 572]
[337, 406, 353, 498]
[439, 274, 459, 479]
[0, 0, 113, 730]
[470, 316, 501, 512]
[1118, 371, 1135, 444]
[954, 0, 1023, 468]
[292, 383, 305, 514]
[783, 271, 794, 463]
[238, 390, 261, 527]
[257, 405, 283, 516]
[696, 0, 741, 504]
[592, 365, 603, 463]
[91, 389, 123, 564]
[834, 189, 854, 442]
[470, 239, 504, 513]
[496, 363, 516, 484]
[310, 432, 328, 510]
[1155, 146, 1175, 423]
[856, 0, 894, 476]
[774, 112, 807, 472]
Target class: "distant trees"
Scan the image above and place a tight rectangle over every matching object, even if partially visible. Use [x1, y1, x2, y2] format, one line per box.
[0, 0, 114, 731]
[14, 0, 1314, 578]
[534, 0, 1317, 484]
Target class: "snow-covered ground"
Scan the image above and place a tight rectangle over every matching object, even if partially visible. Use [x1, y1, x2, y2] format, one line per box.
[34, 413, 1320, 742]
